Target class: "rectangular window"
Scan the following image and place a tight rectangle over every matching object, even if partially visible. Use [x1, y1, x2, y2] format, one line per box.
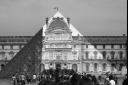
[88, 45, 95, 49]
[105, 45, 111, 49]
[97, 45, 103, 49]
[4, 45, 11, 49]
[114, 45, 120, 49]
[13, 45, 19, 49]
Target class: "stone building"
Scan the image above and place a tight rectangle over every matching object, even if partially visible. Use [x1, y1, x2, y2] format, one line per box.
[0, 11, 127, 75]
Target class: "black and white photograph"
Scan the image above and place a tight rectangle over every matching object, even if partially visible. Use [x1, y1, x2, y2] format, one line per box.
[0, 0, 127, 85]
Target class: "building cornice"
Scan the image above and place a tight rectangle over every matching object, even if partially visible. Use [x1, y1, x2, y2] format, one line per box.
[0, 36, 127, 45]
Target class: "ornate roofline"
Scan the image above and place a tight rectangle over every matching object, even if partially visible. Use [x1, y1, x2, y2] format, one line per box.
[0, 36, 32, 39]
[0, 36, 127, 45]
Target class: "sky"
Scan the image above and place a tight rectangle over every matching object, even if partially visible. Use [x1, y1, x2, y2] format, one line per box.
[0, 0, 127, 36]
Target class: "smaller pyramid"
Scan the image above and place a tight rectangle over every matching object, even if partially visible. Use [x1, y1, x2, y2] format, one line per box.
[0, 28, 42, 78]
[43, 11, 83, 36]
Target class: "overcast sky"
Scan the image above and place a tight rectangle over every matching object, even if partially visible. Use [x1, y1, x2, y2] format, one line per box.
[0, 0, 127, 36]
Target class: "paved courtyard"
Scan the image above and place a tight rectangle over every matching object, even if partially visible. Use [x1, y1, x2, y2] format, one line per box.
[0, 79, 37, 85]
[0, 77, 125, 85]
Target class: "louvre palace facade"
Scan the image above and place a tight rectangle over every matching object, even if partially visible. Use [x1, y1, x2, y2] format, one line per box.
[0, 12, 127, 75]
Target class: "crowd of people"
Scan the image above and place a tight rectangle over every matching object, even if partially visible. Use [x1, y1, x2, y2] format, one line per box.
[11, 73, 37, 85]
[11, 69, 127, 85]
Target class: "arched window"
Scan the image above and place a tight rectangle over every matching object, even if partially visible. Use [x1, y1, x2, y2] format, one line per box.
[119, 64, 124, 71]
[94, 63, 98, 72]
[120, 51, 123, 60]
[103, 63, 107, 71]
[94, 51, 97, 59]
[114, 52, 120, 60]
[106, 52, 111, 60]
[9, 51, 14, 58]
[1, 64, 5, 70]
[1, 52, 5, 58]
[72, 64, 77, 72]
[111, 51, 115, 60]
[111, 64, 115, 71]
[97, 53, 103, 59]
[86, 63, 90, 72]
[89, 52, 94, 59]
[102, 51, 106, 59]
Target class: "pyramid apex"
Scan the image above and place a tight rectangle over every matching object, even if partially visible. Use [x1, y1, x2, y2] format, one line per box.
[53, 7, 63, 18]
[53, 11, 64, 18]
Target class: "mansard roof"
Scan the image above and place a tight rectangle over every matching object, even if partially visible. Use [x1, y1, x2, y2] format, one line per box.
[87, 36, 127, 44]
[0, 36, 31, 45]
[73, 36, 127, 44]
[0, 36, 127, 45]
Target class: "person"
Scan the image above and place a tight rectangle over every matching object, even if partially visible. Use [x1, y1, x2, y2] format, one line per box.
[26, 74, 31, 83]
[98, 76, 102, 85]
[12, 75, 17, 85]
[104, 77, 110, 85]
[109, 75, 115, 85]
[16, 75, 21, 85]
[122, 74, 127, 85]
[20, 74, 26, 85]
[92, 76, 99, 85]
[32, 74, 37, 82]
